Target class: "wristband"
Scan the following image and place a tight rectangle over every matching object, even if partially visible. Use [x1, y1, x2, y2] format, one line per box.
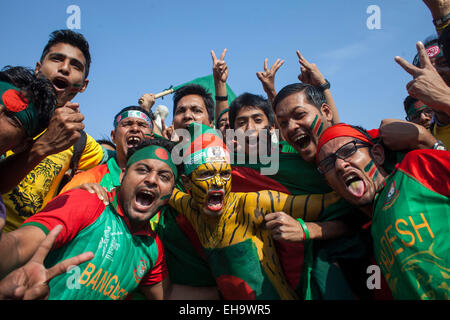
[296, 218, 310, 241]
[317, 79, 330, 92]
[215, 95, 228, 101]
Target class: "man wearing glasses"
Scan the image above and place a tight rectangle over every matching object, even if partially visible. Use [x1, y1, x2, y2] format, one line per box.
[316, 123, 450, 300]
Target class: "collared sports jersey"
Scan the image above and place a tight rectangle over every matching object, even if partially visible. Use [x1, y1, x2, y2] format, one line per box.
[2, 132, 109, 232]
[21, 188, 167, 300]
[371, 149, 450, 299]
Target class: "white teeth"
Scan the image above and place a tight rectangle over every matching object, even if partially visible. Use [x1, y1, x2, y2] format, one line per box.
[127, 137, 141, 144]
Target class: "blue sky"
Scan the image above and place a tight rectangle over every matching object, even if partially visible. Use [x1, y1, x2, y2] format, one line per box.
[0, 0, 436, 140]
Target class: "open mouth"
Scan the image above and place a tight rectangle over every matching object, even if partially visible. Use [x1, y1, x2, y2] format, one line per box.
[52, 77, 69, 91]
[344, 174, 365, 198]
[135, 189, 156, 210]
[206, 190, 224, 212]
[127, 136, 141, 149]
[292, 133, 311, 150]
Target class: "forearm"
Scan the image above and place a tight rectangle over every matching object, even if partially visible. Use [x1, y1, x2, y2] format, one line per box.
[323, 89, 340, 123]
[0, 233, 23, 279]
[306, 220, 352, 241]
[0, 140, 51, 193]
[214, 81, 229, 121]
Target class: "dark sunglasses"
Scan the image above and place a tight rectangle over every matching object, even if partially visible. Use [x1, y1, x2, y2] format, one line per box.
[317, 140, 370, 174]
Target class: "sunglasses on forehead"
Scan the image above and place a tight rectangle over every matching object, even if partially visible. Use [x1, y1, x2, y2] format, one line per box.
[317, 140, 371, 174]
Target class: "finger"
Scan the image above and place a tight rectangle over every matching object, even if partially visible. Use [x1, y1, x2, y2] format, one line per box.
[272, 59, 285, 72]
[256, 72, 264, 81]
[161, 118, 167, 132]
[47, 251, 94, 281]
[63, 102, 80, 111]
[220, 48, 227, 61]
[264, 58, 269, 72]
[296, 50, 310, 67]
[416, 41, 433, 69]
[394, 56, 420, 76]
[30, 225, 63, 264]
[211, 50, 217, 63]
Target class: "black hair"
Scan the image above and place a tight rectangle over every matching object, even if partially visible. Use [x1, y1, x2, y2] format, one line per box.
[173, 84, 214, 123]
[403, 95, 419, 114]
[0, 65, 57, 130]
[272, 83, 327, 113]
[113, 105, 155, 128]
[40, 29, 91, 78]
[126, 137, 184, 175]
[228, 92, 275, 129]
[96, 138, 116, 149]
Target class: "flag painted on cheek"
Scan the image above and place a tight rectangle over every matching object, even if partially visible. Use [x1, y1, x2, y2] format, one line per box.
[310, 115, 324, 137]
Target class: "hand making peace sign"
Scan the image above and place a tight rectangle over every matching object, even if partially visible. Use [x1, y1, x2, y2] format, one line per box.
[395, 41, 450, 115]
[296, 50, 327, 87]
[256, 58, 285, 96]
[211, 48, 229, 84]
[0, 225, 94, 300]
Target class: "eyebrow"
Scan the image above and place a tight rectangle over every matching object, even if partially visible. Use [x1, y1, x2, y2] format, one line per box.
[47, 52, 85, 70]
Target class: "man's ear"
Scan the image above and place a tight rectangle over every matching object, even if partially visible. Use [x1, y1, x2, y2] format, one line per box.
[371, 143, 385, 166]
[78, 78, 89, 93]
[111, 129, 116, 142]
[180, 174, 191, 191]
[320, 103, 334, 124]
[119, 167, 127, 184]
[34, 62, 41, 76]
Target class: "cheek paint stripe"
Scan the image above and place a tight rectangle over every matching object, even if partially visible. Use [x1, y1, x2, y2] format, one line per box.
[364, 160, 374, 173]
[313, 118, 322, 135]
[309, 115, 319, 131]
[316, 121, 324, 136]
[372, 170, 379, 182]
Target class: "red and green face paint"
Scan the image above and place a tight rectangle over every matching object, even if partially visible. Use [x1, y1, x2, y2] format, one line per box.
[309, 114, 324, 137]
[364, 159, 379, 182]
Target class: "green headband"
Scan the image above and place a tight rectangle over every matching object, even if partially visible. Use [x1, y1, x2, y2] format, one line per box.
[127, 145, 178, 179]
[0, 81, 41, 137]
[216, 108, 229, 123]
[114, 110, 151, 128]
[406, 101, 428, 118]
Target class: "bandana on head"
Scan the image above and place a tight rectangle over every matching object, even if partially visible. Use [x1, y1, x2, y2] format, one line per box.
[316, 123, 377, 163]
[413, 38, 444, 67]
[216, 108, 229, 123]
[0, 81, 41, 137]
[113, 109, 152, 128]
[127, 144, 178, 179]
[406, 100, 428, 118]
[183, 123, 230, 176]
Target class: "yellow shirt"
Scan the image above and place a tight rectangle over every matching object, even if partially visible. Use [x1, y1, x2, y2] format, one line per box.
[2, 133, 106, 232]
[432, 123, 450, 149]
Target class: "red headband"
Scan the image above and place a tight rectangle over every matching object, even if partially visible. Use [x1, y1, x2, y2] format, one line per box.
[316, 123, 378, 163]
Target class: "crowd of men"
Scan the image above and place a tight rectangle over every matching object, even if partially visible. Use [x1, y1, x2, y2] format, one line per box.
[0, 0, 448, 300]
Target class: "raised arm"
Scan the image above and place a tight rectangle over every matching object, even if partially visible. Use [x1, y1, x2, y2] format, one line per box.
[211, 48, 229, 122]
[296, 50, 340, 123]
[256, 58, 285, 104]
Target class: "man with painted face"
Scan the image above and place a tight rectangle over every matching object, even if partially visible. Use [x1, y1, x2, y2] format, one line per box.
[316, 123, 450, 299]
[0, 66, 57, 236]
[0, 138, 217, 300]
[168, 123, 342, 300]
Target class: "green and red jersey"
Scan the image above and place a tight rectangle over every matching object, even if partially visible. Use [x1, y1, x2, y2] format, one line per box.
[21, 188, 167, 300]
[371, 149, 450, 299]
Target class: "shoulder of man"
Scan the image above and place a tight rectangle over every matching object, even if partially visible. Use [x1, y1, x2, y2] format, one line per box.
[396, 149, 450, 197]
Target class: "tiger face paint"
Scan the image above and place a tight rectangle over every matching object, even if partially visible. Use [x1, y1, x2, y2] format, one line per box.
[189, 162, 232, 216]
